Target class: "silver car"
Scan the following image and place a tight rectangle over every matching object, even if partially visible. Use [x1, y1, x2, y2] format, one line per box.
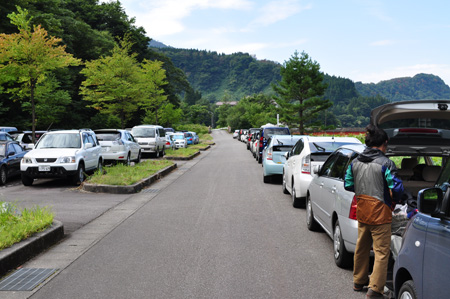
[94, 129, 141, 165]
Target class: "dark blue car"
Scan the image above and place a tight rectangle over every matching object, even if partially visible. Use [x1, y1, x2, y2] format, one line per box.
[257, 126, 290, 163]
[0, 141, 28, 185]
[393, 158, 450, 299]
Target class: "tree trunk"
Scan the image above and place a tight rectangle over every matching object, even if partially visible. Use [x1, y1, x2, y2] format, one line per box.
[30, 79, 37, 143]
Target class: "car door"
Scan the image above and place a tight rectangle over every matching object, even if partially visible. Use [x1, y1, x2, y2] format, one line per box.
[421, 197, 450, 298]
[290, 138, 305, 191]
[311, 151, 339, 230]
[6, 143, 22, 176]
[285, 140, 301, 192]
[126, 132, 140, 159]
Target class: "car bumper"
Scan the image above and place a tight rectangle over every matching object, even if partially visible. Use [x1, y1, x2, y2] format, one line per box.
[21, 166, 77, 178]
[339, 216, 358, 253]
[263, 160, 284, 176]
[101, 151, 128, 161]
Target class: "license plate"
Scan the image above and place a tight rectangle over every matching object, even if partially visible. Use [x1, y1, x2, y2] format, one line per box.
[38, 165, 51, 172]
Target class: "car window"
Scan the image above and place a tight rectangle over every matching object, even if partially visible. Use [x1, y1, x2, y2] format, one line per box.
[328, 149, 354, 179]
[96, 133, 121, 141]
[292, 139, 304, 156]
[264, 128, 290, 137]
[132, 127, 156, 138]
[159, 128, 165, 137]
[309, 141, 357, 153]
[0, 144, 5, 156]
[319, 152, 339, 177]
[36, 133, 81, 149]
[7, 144, 16, 155]
[12, 143, 23, 153]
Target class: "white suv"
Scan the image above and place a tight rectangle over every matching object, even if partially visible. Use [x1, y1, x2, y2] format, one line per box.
[20, 129, 103, 186]
[131, 125, 166, 157]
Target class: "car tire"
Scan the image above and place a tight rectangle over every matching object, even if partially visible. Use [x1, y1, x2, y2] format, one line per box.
[282, 172, 289, 194]
[135, 151, 141, 163]
[161, 147, 165, 157]
[124, 154, 131, 166]
[72, 163, 85, 186]
[334, 219, 352, 268]
[306, 194, 320, 231]
[263, 174, 271, 183]
[292, 182, 304, 208]
[398, 280, 417, 299]
[97, 160, 103, 174]
[258, 155, 262, 164]
[0, 166, 7, 185]
[155, 148, 160, 158]
[21, 173, 33, 186]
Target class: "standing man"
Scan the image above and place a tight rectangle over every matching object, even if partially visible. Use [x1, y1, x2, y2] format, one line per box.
[344, 125, 404, 298]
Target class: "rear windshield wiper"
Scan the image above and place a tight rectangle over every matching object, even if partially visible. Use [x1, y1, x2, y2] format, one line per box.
[313, 142, 326, 152]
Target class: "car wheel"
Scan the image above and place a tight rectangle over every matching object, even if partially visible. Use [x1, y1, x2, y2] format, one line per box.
[263, 174, 271, 183]
[306, 194, 320, 231]
[97, 160, 103, 174]
[72, 163, 85, 186]
[292, 182, 304, 208]
[155, 148, 160, 158]
[334, 219, 352, 268]
[21, 173, 33, 186]
[161, 147, 165, 157]
[258, 155, 262, 164]
[135, 151, 141, 163]
[124, 154, 131, 166]
[282, 172, 289, 194]
[398, 280, 417, 299]
[0, 166, 7, 185]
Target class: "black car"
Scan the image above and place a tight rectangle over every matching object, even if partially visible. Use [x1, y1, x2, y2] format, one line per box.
[0, 141, 28, 185]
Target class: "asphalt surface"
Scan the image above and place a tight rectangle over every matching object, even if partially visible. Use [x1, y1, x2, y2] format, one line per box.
[2, 130, 366, 299]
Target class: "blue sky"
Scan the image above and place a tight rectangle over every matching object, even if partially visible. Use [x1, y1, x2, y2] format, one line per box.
[115, 0, 450, 85]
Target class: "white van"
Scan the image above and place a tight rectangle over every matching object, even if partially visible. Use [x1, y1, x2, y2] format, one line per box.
[131, 125, 166, 157]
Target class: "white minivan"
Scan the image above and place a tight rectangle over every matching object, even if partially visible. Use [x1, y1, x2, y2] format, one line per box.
[131, 125, 166, 157]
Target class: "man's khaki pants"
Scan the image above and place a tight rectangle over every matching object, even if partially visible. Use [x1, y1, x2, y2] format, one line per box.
[353, 222, 391, 294]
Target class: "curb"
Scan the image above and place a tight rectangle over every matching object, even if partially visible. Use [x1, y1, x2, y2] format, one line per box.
[0, 220, 64, 277]
[82, 163, 178, 194]
[165, 151, 200, 161]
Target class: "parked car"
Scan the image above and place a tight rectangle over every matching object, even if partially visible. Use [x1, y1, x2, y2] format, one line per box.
[250, 131, 261, 158]
[184, 132, 194, 145]
[0, 132, 14, 141]
[247, 128, 260, 150]
[233, 130, 239, 139]
[165, 133, 175, 150]
[20, 129, 103, 186]
[0, 141, 28, 185]
[240, 129, 248, 142]
[131, 125, 166, 158]
[262, 135, 304, 183]
[172, 133, 187, 148]
[393, 179, 450, 299]
[283, 136, 362, 208]
[94, 129, 141, 165]
[14, 131, 46, 149]
[0, 127, 18, 133]
[189, 131, 199, 144]
[257, 125, 290, 163]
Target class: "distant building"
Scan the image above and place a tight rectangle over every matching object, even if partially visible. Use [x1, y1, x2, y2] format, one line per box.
[215, 101, 237, 106]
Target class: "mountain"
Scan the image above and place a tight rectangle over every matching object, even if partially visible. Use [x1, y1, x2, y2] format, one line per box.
[149, 40, 169, 48]
[152, 47, 281, 102]
[355, 74, 450, 101]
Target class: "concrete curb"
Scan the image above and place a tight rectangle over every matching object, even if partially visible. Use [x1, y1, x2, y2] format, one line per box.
[165, 151, 200, 161]
[82, 163, 178, 194]
[0, 220, 64, 277]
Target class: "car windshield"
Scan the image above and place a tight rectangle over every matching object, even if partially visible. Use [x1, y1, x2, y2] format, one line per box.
[309, 142, 356, 153]
[265, 128, 289, 137]
[36, 133, 81, 149]
[173, 135, 184, 140]
[0, 144, 5, 156]
[132, 128, 156, 138]
[96, 133, 121, 141]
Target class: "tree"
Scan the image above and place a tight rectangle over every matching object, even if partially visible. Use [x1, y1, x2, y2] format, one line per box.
[0, 7, 81, 141]
[272, 51, 331, 134]
[80, 37, 167, 128]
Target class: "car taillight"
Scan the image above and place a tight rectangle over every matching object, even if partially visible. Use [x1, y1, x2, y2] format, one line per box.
[349, 195, 357, 220]
[399, 128, 438, 134]
[166, 141, 171, 145]
[266, 147, 273, 160]
[301, 154, 311, 174]
[259, 136, 263, 148]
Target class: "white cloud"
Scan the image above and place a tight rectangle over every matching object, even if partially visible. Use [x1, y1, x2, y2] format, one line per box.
[250, 0, 312, 28]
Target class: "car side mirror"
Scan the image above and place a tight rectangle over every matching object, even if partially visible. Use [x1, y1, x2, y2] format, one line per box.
[417, 187, 444, 217]
[312, 165, 321, 175]
[284, 152, 289, 160]
[85, 143, 93, 149]
[7, 152, 15, 157]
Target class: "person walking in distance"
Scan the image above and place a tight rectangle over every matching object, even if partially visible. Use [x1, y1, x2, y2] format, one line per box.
[344, 125, 404, 298]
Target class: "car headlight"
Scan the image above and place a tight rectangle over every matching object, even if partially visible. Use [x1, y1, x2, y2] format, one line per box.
[22, 157, 33, 164]
[60, 156, 76, 163]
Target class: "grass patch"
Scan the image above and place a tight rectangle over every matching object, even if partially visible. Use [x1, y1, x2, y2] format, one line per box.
[0, 202, 54, 251]
[165, 147, 199, 158]
[190, 143, 211, 150]
[87, 160, 174, 186]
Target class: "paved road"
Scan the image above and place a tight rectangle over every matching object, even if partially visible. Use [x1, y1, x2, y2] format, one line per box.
[3, 130, 365, 299]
